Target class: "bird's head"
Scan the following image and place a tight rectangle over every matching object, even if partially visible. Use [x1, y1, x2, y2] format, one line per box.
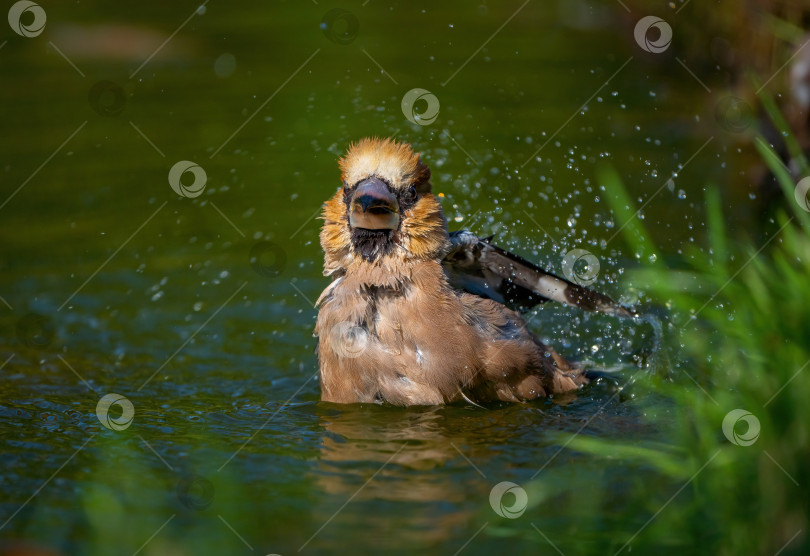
[320, 137, 449, 274]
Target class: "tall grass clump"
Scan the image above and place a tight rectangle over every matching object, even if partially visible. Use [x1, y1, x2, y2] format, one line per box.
[521, 128, 810, 553]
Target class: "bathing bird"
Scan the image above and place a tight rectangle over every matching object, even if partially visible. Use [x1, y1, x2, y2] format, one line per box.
[314, 137, 633, 406]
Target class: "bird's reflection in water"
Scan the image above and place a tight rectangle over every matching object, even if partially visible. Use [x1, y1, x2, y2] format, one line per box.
[308, 404, 495, 550]
[304, 394, 641, 551]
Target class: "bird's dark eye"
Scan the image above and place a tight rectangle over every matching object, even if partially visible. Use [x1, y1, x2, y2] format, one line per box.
[404, 186, 417, 203]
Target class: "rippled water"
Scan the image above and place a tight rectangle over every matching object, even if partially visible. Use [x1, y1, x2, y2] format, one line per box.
[1, 1, 754, 554]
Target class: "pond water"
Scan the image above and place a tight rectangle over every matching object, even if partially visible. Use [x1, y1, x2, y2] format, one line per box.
[1, 1, 756, 554]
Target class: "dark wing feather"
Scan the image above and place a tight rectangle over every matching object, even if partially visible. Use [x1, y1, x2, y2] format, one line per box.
[442, 231, 635, 318]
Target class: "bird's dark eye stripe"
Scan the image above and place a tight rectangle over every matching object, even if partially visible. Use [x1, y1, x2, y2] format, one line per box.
[398, 186, 418, 210]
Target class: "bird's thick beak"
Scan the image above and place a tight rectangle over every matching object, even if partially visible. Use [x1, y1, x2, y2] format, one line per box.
[348, 177, 400, 230]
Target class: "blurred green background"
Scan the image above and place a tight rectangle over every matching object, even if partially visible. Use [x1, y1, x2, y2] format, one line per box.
[1, 0, 808, 555]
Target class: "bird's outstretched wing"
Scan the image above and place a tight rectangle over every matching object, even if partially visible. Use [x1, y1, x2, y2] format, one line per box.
[442, 230, 635, 318]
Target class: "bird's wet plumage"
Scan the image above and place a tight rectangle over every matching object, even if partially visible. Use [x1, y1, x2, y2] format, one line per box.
[315, 137, 631, 406]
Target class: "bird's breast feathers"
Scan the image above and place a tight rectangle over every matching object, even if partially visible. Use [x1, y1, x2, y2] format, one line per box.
[315, 261, 479, 405]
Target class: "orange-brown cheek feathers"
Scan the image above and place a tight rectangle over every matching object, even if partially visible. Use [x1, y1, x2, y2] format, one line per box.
[320, 188, 352, 276]
[339, 137, 432, 193]
[398, 193, 449, 259]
